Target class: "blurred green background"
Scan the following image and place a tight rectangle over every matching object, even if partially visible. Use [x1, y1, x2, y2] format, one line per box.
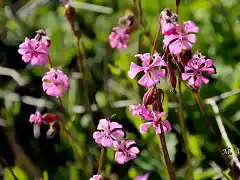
[0, 0, 240, 179]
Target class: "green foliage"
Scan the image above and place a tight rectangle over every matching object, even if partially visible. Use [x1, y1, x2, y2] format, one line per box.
[0, 0, 240, 179]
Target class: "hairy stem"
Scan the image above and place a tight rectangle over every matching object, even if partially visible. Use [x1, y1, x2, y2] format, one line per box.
[194, 92, 231, 170]
[151, 25, 161, 56]
[159, 127, 176, 180]
[97, 147, 105, 175]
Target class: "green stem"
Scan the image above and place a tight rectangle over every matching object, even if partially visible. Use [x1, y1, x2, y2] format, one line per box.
[97, 147, 105, 175]
[151, 25, 161, 56]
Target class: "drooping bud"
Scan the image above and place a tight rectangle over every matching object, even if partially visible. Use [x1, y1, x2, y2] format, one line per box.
[64, 5, 75, 25]
[179, 50, 192, 67]
[34, 29, 51, 47]
[152, 89, 164, 112]
[46, 123, 59, 139]
[42, 113, 60, 125]
[159, 8, 178, 35]
[166, 62, 177, 93]
[143, 86, 157, 106]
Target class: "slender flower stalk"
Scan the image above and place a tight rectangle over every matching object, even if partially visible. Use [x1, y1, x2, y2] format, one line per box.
[177, 76, 193, 179]
[97, 147, 105, 175]
[155, 90, 176, 180]
[151, 25, 161, 56]
[64, 5, 95, 130]
[194, 92, 232, 171]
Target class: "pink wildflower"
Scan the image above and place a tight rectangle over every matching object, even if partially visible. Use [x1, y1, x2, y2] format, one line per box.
[114, 140, 140, 164]
[109, 27, 129, 50]
[18, 37, 49, 66]
[128, 53, 166, 87]
[93, 119, 125, 147]
[29, 112, 43, 126]
[160, 8, 178, 35]
[140, 111, 172, 134]
[182, 57, 216, 88]
[42, 68, 68, 97]
[129, 104, 152, 121]
[163, 21, 199, 55]
[89, 175, 101, 180]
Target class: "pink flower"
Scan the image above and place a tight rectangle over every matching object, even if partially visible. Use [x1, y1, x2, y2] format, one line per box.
[93, 119, 125, 147]
[114, 140, 140, 164]
[182, 57, 216, 88]
[135, 173, 149, 180]
[18, 37, 49, 66]
[29, 112, 43, 126]
[109, 27, 129, 50]
[160, 8, 178, 35]
[128, 53, 166, 87]
[140, 111, 172, 134]
[42, 68, 68, 97]
[163, 21, 199, 55]
[129, 104, 152, 121]
[89, 175, 101, 180]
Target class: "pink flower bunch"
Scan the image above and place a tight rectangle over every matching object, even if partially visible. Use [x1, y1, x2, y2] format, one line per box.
[128, 53, 166, 87]
[18, 37, 49, 66]
[42, 68, 69, 97]
[130, 104, 172, 134]
[109, 14, 134, 50]
[182, 55, 216, 88]
[93, 118, 140, 164]
[18, 30, 69, 138]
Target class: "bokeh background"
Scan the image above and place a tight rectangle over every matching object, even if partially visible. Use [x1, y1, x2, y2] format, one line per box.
[0, 0, 240, 179]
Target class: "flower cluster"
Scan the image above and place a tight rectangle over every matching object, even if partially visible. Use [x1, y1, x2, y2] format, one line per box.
[18, 30, 69, 137]
[109, 13, 134, 50]
[93, 118, 140, 164]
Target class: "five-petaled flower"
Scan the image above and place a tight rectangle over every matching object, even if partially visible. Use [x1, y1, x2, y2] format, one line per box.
[89, 175, 101, 180]
[163, 21, 199, 55]
[18, 38, 49, 66]
[29, 111, 43, 126]
[109, 27, 129, 50]
[93, 119, 125, 147]
[42, 68, 69, 97]
[129, 104, 153, 121]
[128, 53, 166, 87]
[140, 111, 172, 134]
[114, 140, 140, 164]
[182, 57, 216, 88]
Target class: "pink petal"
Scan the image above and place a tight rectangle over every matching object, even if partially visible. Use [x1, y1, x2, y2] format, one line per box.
[97, 119, 108, 130]
[188, 76, 195, 86]
[182, 39, 192, 50]
[169, 40, 182, 55]
[138, 73, 155, 87]
[163, 35, 178, 46]
[140, 122, 153, 134]
[182, 73, 191, 80]
[186, 34, 196, 43]
[162, 120, 172, 132]
[198, 74, 209, 84]
[115, 152, 125, 164]
[128, 62, 145, 79]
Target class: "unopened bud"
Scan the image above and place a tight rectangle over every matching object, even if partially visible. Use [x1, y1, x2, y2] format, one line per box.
[64, 5, 75, 25]
[166, 62, 177, 93]
[43, 113, 59, 125]
[143, 86, 157, 106]
[159, 8, 178, 35]
[119, 13, 134, 27]
[34, 29, 51, 47]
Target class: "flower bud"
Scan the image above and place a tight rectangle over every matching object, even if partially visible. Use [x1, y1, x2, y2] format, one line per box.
[64, 5, 75, 25]
[143, 86, 157, 106]
[166, 62, 177, 93]
[119, 13, 134, 27]
[42, 113, 60, 125]
[34, 29, 51, 47]
[159, 8, 178, 35]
